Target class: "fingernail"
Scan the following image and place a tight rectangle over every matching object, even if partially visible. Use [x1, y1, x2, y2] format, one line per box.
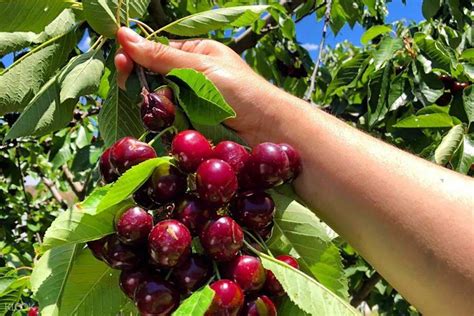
[121, 27, 143, 43]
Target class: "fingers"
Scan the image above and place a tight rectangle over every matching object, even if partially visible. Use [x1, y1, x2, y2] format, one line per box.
[114, 49, 134, 90]
[169, 39, 230, 57]
[116, 27, 206, 74]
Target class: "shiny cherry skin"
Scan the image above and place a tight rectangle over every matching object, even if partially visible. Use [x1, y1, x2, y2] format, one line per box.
[141, 91, 176, 132]
[172, 254, 213, 293]
[99, 147, 118, 183]
[133, 183, 160, 210]
[241, 295, 277, 316]
[28, 306, 39, 316]
[439, 74, 455, 89]
[451, 81, 470, 93]
[109, 137, 157, 174]
[224, 255, 266, 293]
[87, 235, 109, 261]
[174, 194, 214, 235]
[102, 235, 143, 270]
[135, 276, 180, 316]
[230, 191, 275, 230]
[196, 159, 238, 207]
[240, 142, 290, 190]
[171, 130, 213, 173]
[200, 216, 243, 262]
[119, 269, 148, 299]
[148, 220, 192, 268]
[264, 255, 299, 296]
[435, 92, 452, 106]
[115, 206, 153, 245]
[206, 279, 244, 316]
[156, 86, 174, 101]
[148, 163, 187, 204]
[213, 141, 250, 174]
[279, 143, 302, 181]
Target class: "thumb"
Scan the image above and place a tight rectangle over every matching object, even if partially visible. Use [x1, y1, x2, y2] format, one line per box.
[116, 27, 204, 74]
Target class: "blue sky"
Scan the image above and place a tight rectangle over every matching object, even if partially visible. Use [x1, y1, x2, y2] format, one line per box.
[297, 0, 424, 58]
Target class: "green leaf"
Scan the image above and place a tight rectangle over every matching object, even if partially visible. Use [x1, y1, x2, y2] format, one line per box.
[97, 157, 172, 212]
[268, 192, 348, 299]
[98, 74, 145, 147]
[0, 0, 70, 33]
[83, 0, 151, 37]
[59, 249, 130, 316]
[360, 25, 392, 45]
[434, 125, 464, 165]
[167, 69, 236, 125]
[0, 32, 40, 55]
[0, 31, 76, 115]
[278, 297, 310, 316]
[463, 86, 474, 123]
[172, 286, 214, 316]
[417, 37, 452, 72]
[31, 244, 79, 315]
[373, 37, 403, 70]
[393, 113, 455, 128]
[451, 134, 474, 174]
[422, 0, 441, 19]
[259, 253, 359, 316]
[461, 48, 474, 63]
[367, 61, 392, 128]
[325, 53, 368, 98]
[59, 51, 105, 102]
[160, 5, 270, 36]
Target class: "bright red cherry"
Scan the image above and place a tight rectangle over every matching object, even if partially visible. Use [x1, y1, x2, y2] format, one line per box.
[279, 143, 302, 181]
[87, 235, 109, 261]
[171, 130, 213, 173]
[148, 162, 187, 204]
[148, 220, 192, 267]
[200, 217, 243, 262]
[241, 295, 277, 316]
[119, 269, 148, 299]
[172, 254, 213, 293]
[109, 137, 157, 174]
[240, 142, 290, 189]
[135, 276, 179, 315]
[28, 306, 39, 316]
[213, 141, 250, 174]
[174, 194, 214, 235]
[156, 86, 174, 101]
[102, 235, 144, 270]
[206, 279, 244, 316]
[264, 255, 299, 296]
[141, 90, 176, 132]
[230, 191, 275, 230]
[196, 159, 238, 207]
[224, 255, 266, 293]
[133, 183, 160, 210]
[115, 206, 153, 245]
[99, 147, 118, 183]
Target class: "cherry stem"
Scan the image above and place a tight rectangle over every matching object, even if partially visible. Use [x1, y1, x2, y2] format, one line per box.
[139, 131, 149, 141]
[148, 126, 177, 146]
[243, 229, 268, 253]
[136, 64, 149, 91]
[165, 268, 174, 281]
[255, 233, 274, 257]
[242, 239, 262, 256]
[212, 261, 221, 280]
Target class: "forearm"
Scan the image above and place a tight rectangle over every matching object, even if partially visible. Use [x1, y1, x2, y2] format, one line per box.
[249, 89, 474, 315]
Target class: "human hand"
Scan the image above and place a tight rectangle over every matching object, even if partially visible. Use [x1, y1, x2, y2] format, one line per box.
[115, 27, 285, 145]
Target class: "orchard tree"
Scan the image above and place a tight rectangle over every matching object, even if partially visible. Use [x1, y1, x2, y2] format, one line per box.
[0, 0, 472, 315]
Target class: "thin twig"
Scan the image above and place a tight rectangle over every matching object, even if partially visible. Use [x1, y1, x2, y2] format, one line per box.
[350, 271, 382, 307]
[41, 176, 68, 208]
[304, 0, 332, 102]
[15, 148, 30, 208]
[129, 18, 155, 35]
[62, 165, 85, 200]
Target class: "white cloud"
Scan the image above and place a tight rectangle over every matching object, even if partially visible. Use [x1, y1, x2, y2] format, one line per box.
[301, 43, 319, 51]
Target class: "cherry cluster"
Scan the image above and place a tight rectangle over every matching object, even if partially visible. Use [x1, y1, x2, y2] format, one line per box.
[90, 87, 302, 315]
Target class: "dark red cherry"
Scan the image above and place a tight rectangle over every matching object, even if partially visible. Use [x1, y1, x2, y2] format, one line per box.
[200, 217, 243, 262]
[255, 224, 273, 241]
[224, 255, 266, 293]
[439, 74, 455, 89]
[172, 254, 213, 293]
[148, 220, 192, 267]
[141, 90, 176, 132]
[148, 162, 187, 204]
[213, 141, 250, 174]
[264, 255, 299, 296]
[135, 276, 179, 315]
[109, 137, 157, 174]
[102, 235, 144, 270]
[206, 279, 244, 316]
[171, 130, 213, 173]
[87, 235, 109, 261]
[174, 194, 214, 235]
[115, 206, 153, 245]
[240, 143, 290, 190]
[156, 86, 174, 101]
[241, 295, 277, 316]
[119, 269, 148, 299]
[451, 81, 470, 93]
[435, 92, 452, 106]
[133, 183, 160, 210]
[196, 159, 238, 207]
[99, 147, 118, 183]
[279, 143, 302, 181]
[230, 191, 275, 230]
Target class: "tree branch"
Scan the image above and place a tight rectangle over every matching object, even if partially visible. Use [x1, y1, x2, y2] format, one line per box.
[229, 0, 306, 54]
[61, 165, 85, 200]
[350, 271, 382, 307]
[41, 176, 68, 209]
